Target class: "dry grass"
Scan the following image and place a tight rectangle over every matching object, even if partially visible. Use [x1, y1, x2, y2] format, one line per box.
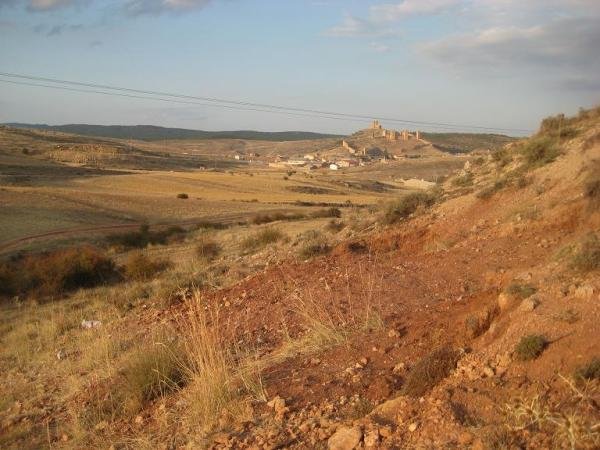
[381, 191, 436, 224]
[240, 227, 284, 253]
[403, 347, 460, 398]
[278, 266, 384, 357]
[123, 252, 170, 281]
[179, 294, 266, 430]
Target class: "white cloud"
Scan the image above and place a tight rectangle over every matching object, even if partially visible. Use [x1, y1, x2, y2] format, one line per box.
[370, 0, 461, 21]
[27, 0, 77, 11]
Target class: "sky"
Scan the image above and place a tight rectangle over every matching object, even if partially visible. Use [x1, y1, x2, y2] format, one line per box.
[0, 0, 599, 135]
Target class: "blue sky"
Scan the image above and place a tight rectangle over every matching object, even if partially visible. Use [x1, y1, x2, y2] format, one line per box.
[0, 0, 598, 135]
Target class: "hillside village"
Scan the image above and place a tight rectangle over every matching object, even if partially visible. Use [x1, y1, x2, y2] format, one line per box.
[231, 121, 447, 170]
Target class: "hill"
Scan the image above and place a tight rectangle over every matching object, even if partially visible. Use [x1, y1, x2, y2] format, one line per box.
[4, 123, 344, 142]
[422, 132, 518, 153]
[1, 108, 599, 449]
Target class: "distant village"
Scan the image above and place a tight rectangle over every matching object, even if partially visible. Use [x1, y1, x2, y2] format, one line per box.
[231, 121, 428, 171]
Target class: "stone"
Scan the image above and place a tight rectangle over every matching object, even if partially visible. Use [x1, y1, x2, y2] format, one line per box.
[519, 296, 540, 312]
[408, 422, 418, 432]
[327, 426, 362, 450]
[458, 431, 473, 445]
[497, 292, 517, 311]
[364, 429, 380, 447]
[574, 284, 595, 300]
[81, 320, 102, 329]
[482, 366, 495, 378]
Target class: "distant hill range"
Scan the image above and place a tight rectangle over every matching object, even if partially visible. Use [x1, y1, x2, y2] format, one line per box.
[3, 123, 344, 142]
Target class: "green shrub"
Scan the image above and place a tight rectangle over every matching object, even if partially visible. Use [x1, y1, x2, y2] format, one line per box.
[177, 193, 189, 199]
[574, 357, 600, 381]
[514, 334, 547, 361]
[123, 253, 169, 281]
[381, 191, 436, 224]
[240, 228, 283, 252]
[520, 136, 561, 168]
[570, 234, 600, 272]
[403, 347, 460, 397]
[505, 283, 537, 300]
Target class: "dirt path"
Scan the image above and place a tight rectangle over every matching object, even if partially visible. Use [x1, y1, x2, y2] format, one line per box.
[0, 209, 290, 255]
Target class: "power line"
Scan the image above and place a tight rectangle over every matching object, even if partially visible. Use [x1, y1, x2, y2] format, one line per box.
[0, 71, 534, 133]
[1, 78, 514, 133]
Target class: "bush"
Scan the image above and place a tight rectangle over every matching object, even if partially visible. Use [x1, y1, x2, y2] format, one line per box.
[403, 347, 460, 397]
[514, 334, 547, 361]
[310, 207, 342, 219]
[505, 283, 537, 300]
[520, 136, 561, 168]
[451, 172, 474, 187]
[250, 212, 304, 225]
[584, 167, 600, 208]
[574, 357, 600, 381]
[381, 191, 436, 224]
[196, 237, 221, 262]
[240, 228, 283, 252]
[121, 341, 186, 415]
[107, 224, 187, 250]
[123, 253, 169, 281]
[570, 234, 600, 272]
[299, 240, 331, 259]
[177, 193, 189, 199]
[0, 246, 117, 299]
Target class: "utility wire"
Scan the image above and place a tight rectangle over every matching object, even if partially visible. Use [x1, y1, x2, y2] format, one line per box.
[0, 71, 534, 134]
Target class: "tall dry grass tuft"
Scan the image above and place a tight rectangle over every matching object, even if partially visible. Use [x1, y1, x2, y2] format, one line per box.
[178, 293, 265, 429]
[279, 264, 384, 357]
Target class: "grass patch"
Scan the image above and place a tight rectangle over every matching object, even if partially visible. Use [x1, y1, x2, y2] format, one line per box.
[403, 347, 460, 398]
[477, 178, 508, 199]
[505, 283, 537, 300]
[123, 252, 170, 281]
[196, 236, 222, 262]
[325, 219, 345, 233]
[120, 339, 186, 415]
[381, 191, 436, 224]
[177, 193, 189, 199]
[570, 234, 600, 272]
[514, 334, 547, 361]
[180, 296, 265, 429]
[250, 212, 305, 225]
[310, 207, 342, 219]
[451, 172, 474, 187]
[240, 228, 283, 253]
[298, 231, 331, 259]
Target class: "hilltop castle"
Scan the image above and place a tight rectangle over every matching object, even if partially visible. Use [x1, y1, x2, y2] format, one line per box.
[370, 120, 420, 141]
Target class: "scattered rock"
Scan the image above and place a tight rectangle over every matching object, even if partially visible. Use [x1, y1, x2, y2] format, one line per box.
[364, 429, 380, 447]
[574, 284, 595, 300]
[519, 296, 540, 312]
[81, 320, 102, 329]
[497, 293, 517, 311]
[408, 422, 418, 432]
[328, 426, 362, 450]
